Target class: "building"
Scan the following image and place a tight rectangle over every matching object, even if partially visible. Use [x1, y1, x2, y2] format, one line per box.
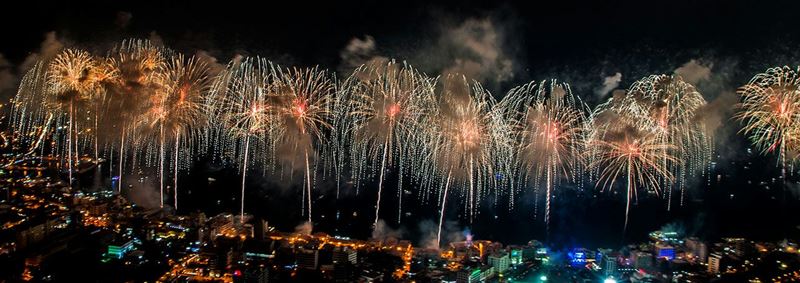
[105, 239, 135, 260]
[488, 252, 510, 273]
[655, 244, 675, 260]
[236, 267, 269, 283]
[707, 252, 722, 274]
[332, 247, 357, 265]
[632, 251, 653, 270]
[509, 248, 524, 265]
[297, 248, 319, 270]
[456, 267, 481, 283]
[602, 256, 618, 277]
[685, 237, 708, 262]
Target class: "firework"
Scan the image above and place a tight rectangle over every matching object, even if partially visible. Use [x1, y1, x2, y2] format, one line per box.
[498, 80, 587, 233]
[625, 75, 712, 209]
[418, 75, 508, 248]
[588, 92, 677, 233]
[737, 66, 800, 171]
[155, 54, 211, 210]
[343, 61, 435, 226]
[271, 66, 335, 222]
[210, 57, 275, 219]
[107, 39, 169, 194]
[118, 41, 178, 208]
[45, 49, 111, 187]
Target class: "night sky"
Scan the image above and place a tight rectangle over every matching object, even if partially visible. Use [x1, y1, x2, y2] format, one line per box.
[4, 0, 800, 249]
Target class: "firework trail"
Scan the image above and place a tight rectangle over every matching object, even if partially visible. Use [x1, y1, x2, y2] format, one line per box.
[418, 75, 509, 248]
[122, 44, 180, 208]
[6, 38, 726, 236]
[154, 54, 211, 210]
[498, 80, 587, 233]
[626, 75, 712, 210]
[271, 66, 334, 223]
[43, 49, 114, 187]
[106, 39, 169, 194]
[210, 57, 274, 219]
[737, 66, 800, 173]
[588, 92, 677, 234]
[342, 61, 435, 227]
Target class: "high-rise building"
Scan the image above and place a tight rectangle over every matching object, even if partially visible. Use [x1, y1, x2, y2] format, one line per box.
[602, 256, 618, 277]
[456, 267, 481, 283]
[632, 251, 653, 270]
[297, 248, 319, 270]
[332, 248, 357, 265]
[685, 238, 708, 262]
[488, 252, 510, 273]
[253, 219, 269, 241]
[105, 239, 135, 260]
[509, 247, 524, 265]
[707, 252, 722, 274]
[655, 244, 675, 260]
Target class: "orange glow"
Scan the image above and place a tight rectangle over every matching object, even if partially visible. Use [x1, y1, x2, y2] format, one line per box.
[387, 103, 401, 118]
[458, 121, 480, 149]
[293, 99, 307, 117]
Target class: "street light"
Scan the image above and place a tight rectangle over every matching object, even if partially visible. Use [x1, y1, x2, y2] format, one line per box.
[604, 277, 617, 283]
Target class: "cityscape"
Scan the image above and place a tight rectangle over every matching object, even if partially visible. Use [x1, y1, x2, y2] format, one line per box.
[2, 1, 800, 282]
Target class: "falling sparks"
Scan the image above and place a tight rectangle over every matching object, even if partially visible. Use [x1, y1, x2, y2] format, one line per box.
[8, 39, 725, 245]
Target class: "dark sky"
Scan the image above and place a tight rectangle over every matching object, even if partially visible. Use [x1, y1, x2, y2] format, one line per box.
[3, 0, 800, 83]
[4, 0, 800, 248]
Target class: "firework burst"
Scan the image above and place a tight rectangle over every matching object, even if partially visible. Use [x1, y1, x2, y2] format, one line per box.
[588, 92, 677, 234]
[737, 66, 800, 170]
[343, 61, 435, 226]
[45, 49, 114, 187]
[106, 39, 170, 194]
[498, 80, 588, 233]
[155, 54, 211, 210]
[626, 75, 712, 209]
[271, 66, 335, 222]
[210, 57, 275, 219]
[418, 75, 509, 248]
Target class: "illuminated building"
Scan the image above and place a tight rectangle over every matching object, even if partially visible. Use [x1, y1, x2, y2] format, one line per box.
[649, 230, 682, 244]
[105, 239, 135, 260]
[707, 252, 722, 274]
[568, 248, 594, 267]
[333, 247, 357, 265]
[655, 244, 675, 260]
[631, 251, 652, 270]
[509, 248, 523, 265]
[456, 267, 481, 283]
[685, 237, 708, 262]
[722, 237, 747, 256]
[488, 252, 510, 273]
[602, 255, 618, 276]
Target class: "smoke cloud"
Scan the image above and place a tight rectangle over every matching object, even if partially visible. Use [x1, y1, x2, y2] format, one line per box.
[339, 17, 516, 88]
[674, 59, 712, 85]
[294, 221, 313, 235]
[339, 35, 388, 74]
[437, 18, 514, 84]
[371, 219, 405, 243]
[595, 72, 622, 99]
[127, 175, 161, 209]
[19, 31, 64, 73]
[417, 219, 465, 250]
